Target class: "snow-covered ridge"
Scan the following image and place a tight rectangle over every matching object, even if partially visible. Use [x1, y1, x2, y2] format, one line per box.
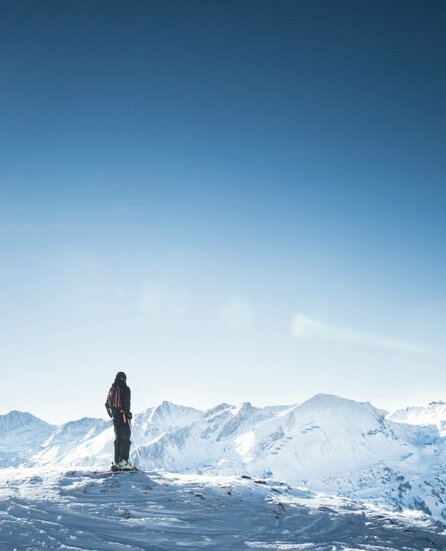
[0, 410, 55, 467]
[1, 394, 445, 524]
[0, 410, 55, 439]
[388, 401, 446, 434]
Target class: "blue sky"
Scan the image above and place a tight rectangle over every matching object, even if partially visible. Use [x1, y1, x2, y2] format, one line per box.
[0, 1, 445, 422]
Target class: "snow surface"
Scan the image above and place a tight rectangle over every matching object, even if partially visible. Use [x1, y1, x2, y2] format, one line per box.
[0, 468, 444, 550]
[388, 402, 446, 435]
[0, 411, 55, 468]
[1, 394, 446, 549]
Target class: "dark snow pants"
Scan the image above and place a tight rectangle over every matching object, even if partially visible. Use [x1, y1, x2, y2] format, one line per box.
[113, 414, 131, 463]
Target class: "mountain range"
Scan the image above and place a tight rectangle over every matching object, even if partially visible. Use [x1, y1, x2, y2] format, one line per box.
[1, 394, 445, 524]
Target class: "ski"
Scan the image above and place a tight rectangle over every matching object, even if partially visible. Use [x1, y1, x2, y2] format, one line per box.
[110, 464, 140, 473]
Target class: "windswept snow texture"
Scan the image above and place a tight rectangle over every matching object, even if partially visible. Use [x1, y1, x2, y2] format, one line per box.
[1, 394, 446, 527]
[0, 411, 55, 467]
[0, 469, 444, 550]
[388, 401, 446, 435]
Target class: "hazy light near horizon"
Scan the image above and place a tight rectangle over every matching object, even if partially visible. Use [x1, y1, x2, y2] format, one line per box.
[291, 313, 430, 355]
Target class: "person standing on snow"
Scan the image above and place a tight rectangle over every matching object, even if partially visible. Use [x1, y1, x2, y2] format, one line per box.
[105, 371, 133, 470]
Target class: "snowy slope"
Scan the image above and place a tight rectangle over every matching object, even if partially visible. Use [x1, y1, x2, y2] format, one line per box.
[389, 401, 446, 434]
[0, 468, 444, 550]
[0, 410, 55, 467]
[235, 394, 416, 480]
[134, 401, 288, 474]
[1, 394, 445, 525]
[33, 417, 110, 466]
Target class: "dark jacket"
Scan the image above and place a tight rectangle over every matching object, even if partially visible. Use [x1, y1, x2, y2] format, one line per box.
[105, 381, 131, 419]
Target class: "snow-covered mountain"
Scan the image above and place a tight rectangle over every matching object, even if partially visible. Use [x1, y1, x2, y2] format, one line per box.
[0, 410, 55, 467]
[236, 393, 415, 480]
[33, 417, 111, 466]
[1, 395, 445, 524]
[388, 401, 446, 434]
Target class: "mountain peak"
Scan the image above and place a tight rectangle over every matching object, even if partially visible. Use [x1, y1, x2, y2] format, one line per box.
[389, 401, 446, 432]
[302, 393, 356, 409]
[0, 410, 53, 432]
[204, 403, 233, 418]
[146, 400, 202, 430]
[155, 400, 201, 414]
[158, 400, 175, 411]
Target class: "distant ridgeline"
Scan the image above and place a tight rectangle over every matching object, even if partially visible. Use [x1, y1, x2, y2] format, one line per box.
[1, 394, 445, 523]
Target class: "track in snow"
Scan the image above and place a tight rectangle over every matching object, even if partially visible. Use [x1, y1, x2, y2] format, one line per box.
[0, 469, 444, 550]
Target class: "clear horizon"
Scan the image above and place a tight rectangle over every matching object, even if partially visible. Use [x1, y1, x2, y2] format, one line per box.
[2, 392, 444, 426]
[1, 1, 445, 424]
